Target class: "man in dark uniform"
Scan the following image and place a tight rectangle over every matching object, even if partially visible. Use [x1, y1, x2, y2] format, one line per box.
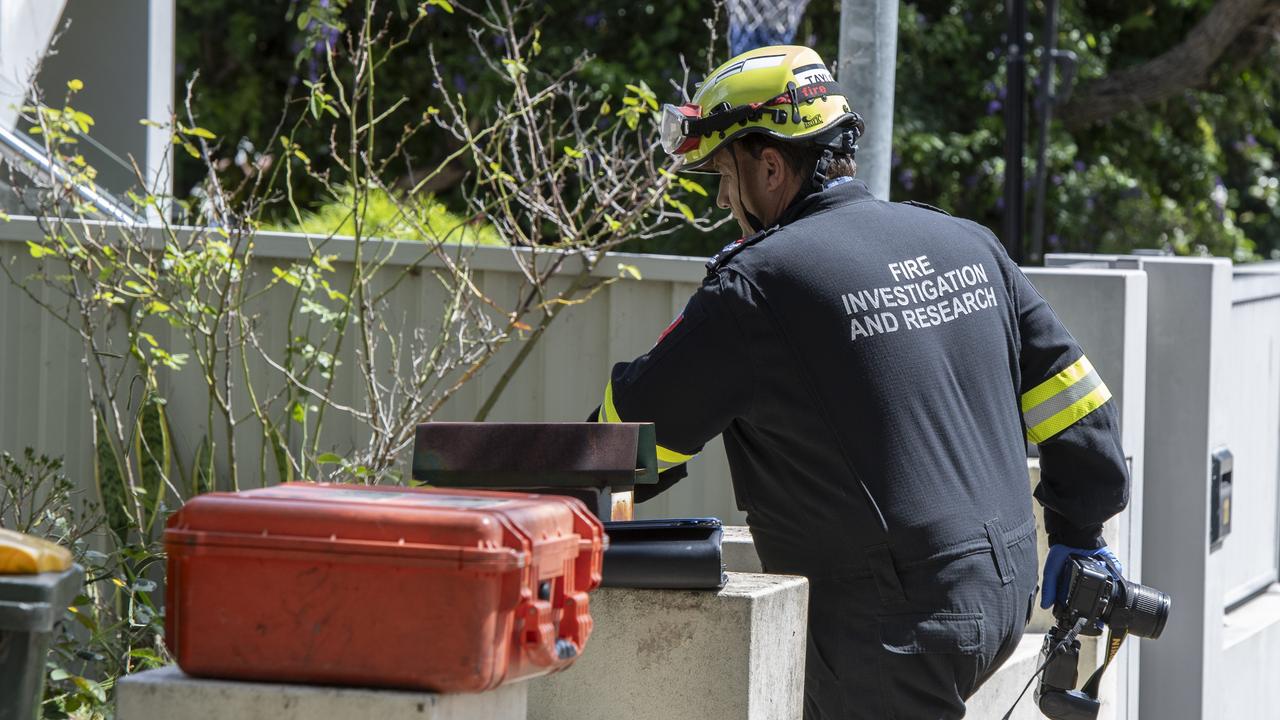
[596, 45, 1129, 719]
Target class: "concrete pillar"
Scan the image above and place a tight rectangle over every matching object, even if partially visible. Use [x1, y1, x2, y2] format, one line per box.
[115, 666, 528, 720]
[1026, 266, 1148, 720]
[722, 525, 763, 573]
[838, 0, 897, 200]
[528, 572, 809, 720]
[1046, 254, 1235, 720]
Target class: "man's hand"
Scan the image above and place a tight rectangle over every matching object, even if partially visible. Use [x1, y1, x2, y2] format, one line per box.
[1040, 544, 1123, 610]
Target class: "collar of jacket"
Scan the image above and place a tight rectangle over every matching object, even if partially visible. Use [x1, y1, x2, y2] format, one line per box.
[773, 177, 876, 229]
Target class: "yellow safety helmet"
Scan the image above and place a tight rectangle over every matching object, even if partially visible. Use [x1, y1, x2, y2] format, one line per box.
[660, 45, 864, 173]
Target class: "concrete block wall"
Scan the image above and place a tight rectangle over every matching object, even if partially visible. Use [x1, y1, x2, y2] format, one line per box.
[116, 666, 528, 720]
[528, 572, 809, 720]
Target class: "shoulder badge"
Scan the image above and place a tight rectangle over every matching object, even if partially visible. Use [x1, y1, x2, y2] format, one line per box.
[705, 225, 779, 274]
[900, 200, 951, 216]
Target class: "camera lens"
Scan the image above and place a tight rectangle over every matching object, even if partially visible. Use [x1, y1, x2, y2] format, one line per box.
[1110, 579, 1171, 639]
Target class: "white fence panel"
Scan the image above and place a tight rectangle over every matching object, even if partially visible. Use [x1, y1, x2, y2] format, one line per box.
[1222, 268, 1280, 606]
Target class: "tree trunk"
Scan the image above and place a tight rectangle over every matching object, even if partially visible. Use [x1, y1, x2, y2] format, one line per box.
[1061, 0, 1277, 129]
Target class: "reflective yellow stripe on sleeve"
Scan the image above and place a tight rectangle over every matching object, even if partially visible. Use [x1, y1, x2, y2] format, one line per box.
[601, 381, 696, 470]
[1021, 356, 1112, 444]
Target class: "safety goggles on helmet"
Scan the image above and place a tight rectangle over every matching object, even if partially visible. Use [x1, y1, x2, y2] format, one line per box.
[660, 80, 854, 159]
[660, 103, 702, 155]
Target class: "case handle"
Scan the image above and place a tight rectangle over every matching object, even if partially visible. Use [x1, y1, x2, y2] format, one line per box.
[519, 592, 592, 666]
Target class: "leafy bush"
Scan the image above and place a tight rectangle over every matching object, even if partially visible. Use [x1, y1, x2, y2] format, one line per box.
[268, 187, 503, 245]
[1, 450, 166, 719]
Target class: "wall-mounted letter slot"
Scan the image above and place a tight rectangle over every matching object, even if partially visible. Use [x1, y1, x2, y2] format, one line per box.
[1210, 447, 1233, 551]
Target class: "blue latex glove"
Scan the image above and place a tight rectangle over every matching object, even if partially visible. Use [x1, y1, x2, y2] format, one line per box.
[1040, 544, 1123, 610]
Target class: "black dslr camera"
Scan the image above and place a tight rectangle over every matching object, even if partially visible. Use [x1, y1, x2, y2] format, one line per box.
[1035, 556, 1171, 720]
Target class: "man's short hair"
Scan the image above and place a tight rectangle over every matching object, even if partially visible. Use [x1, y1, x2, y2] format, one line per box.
[735, 134, 857, 181]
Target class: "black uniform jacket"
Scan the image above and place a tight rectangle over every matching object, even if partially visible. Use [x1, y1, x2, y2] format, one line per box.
[601, 179, 1129, 577]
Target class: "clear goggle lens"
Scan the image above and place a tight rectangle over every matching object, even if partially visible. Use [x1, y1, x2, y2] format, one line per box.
[660, 104, 701, 155]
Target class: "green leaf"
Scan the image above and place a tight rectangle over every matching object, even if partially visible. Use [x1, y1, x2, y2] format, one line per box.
[293, 148, 311, 164]
[182, 126, 216, 139]
[625, 82, 658, 110]
[617, 263, 642, 280]
[426, 0, 454, 13]
[26, 241, 56, 259]
[146, 300, 171, 314]
[296, 10, 311, 29]
[129, 649, 164, 666]
[599, 99, 611, 116]
[604, 214, 622, 231]
[501, 58, 529, 81]
[49, 668, 71, 682]
[562, 145, 585, 159]
[487, 161, 516, 183]
[664, 193, 695, 222]
[678, 177, 708, 197]
[70, 110, 95, 133]
[532, 28, 542, 56]
[316, 452, 344, 465]
[291, 403, 307, 424]
[66, 79, 84, 92]
[72, 676, 106, 704]
[272, 266, 303, 287]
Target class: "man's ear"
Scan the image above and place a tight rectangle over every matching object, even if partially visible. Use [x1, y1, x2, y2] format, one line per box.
[761, 146, 789, 192]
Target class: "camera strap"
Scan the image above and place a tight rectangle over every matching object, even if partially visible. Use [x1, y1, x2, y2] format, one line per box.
[999, 617, 1089, 720]
[1080, 628, 1128, 698]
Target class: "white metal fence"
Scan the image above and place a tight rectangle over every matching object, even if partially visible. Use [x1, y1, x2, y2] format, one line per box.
[1222, 266, 1280, 607]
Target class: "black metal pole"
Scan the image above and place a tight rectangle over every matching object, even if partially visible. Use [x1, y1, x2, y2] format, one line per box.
[1030, 0, 1060, 265]
[1002, 0, 1027, 264]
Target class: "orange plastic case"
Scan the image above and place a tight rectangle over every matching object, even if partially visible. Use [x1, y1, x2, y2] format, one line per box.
[165, 483, 605, 692]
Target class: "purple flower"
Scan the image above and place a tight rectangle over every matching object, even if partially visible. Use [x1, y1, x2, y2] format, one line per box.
[899, 169, 916, 191]
[1048, 234, 1061, 250]
[1051, 174, 1063, 186]
[453, 73, 468, 93]
[891, 151, 902, 168]
[583, 11, 604, 29]
[987, 99, 1003, 115]
[1073, 161, 1086, 173]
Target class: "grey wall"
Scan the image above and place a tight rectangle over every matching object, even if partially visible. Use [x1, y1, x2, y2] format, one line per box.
[33, 0, 173, 201]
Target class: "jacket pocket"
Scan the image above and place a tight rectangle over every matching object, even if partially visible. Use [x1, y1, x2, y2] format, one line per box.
[878, 612, 984, 655]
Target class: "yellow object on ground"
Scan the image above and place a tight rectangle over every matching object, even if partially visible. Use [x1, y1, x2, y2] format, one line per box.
[0, 528, 73, 574]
